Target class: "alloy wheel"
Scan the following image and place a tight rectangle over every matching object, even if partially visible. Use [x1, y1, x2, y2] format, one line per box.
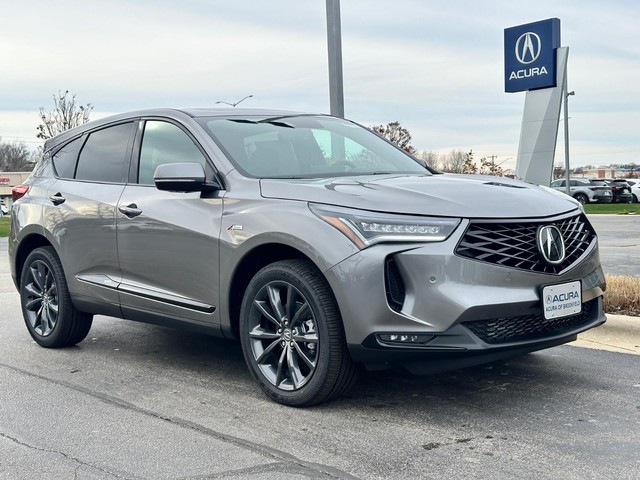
[23, 260, 59, 337]
[247, 281, 319, 391]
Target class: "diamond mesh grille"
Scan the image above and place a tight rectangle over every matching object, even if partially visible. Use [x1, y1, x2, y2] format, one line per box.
[463, 299, 595, 345]
[455, 214, 595, 274]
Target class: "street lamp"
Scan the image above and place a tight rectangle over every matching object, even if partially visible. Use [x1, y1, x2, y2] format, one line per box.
[215, 95, 254, 107]
[563, 90, 575, 196]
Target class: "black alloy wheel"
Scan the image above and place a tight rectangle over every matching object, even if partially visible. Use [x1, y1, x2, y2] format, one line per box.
[20, 247, 93, 348]
[240, 259, 358, 407]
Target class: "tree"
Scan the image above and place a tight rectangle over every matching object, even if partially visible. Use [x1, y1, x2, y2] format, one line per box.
[416, 151, 442, 169]
[0, 139, 34, 172]
[370, 121, 416, 154]
[36, 90, 93, 140]
[439, 149, 468, 173]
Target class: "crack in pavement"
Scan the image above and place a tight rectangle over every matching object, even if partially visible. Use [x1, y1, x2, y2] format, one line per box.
[0, 430, 128, 479]
[0, 362, 359, 480]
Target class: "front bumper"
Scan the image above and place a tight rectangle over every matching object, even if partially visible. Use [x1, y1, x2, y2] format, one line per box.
[325, 215, 606, 372]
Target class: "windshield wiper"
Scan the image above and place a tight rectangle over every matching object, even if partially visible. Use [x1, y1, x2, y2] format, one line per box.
[226, 118, 294, 128]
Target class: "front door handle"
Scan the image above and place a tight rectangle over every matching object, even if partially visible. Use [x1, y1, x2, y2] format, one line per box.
[118, 203, 142, 218]
[49, 193, 66, 205]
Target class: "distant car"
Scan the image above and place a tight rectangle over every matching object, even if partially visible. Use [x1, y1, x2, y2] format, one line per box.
[618, 179, 640, 203]
[0, 203, 8, 216]
[9, 108, 607, 406]
[604, 179, 633, 203]
[549, 178, 613, 204]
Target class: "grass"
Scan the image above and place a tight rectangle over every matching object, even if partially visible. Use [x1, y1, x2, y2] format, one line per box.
[604, 275, 640, 317]
[583, 203, 640, 215]
[0, 216, 9, 237]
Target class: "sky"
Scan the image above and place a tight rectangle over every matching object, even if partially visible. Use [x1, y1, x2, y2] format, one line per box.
[1, 0, 639, 171]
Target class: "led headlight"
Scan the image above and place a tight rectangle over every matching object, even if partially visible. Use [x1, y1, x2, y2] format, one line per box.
[309, 203, 460, 249]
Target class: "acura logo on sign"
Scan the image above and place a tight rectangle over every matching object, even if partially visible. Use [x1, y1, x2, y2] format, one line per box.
[515, 32, 541, 64]
[537, 225, 565, 265]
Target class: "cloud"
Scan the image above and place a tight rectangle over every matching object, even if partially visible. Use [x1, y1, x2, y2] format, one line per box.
[1, 0, 639, 168]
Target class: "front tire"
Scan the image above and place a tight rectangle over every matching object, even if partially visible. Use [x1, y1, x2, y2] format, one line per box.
[239, 259, 358, 407]
[20, 247, 93, 348]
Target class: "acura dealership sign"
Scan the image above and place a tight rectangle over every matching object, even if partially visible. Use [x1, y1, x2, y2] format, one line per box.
[504, 18, 561, 92]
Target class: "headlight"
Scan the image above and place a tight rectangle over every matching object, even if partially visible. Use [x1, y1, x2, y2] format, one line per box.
[309, 203, 460, 249]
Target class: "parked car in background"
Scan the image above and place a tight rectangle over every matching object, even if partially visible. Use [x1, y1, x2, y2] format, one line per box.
[0, 202, 8, 216]
[604, 179, 633, 203]
[618, 178, 640, 203]
[8, 108, 607, 406]
[549, 178, 613, 204]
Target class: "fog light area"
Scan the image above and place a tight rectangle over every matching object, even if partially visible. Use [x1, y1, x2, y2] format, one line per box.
[378, 333, 434, 345]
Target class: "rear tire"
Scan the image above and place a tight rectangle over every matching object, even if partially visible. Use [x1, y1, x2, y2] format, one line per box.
[20, 247, 93, 348]
[239, 259, 358, 407]
[574, 193, 588, 205]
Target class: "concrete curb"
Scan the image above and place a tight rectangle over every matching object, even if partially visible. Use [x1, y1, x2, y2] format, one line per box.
[572, 313, 640, 355]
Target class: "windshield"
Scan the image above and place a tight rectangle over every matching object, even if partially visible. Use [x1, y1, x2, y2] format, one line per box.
[197, 115, 429, 178]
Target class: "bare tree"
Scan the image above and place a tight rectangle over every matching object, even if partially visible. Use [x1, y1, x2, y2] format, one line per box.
[0, 139, 33, 172]
[416, 151, 442, 170]
[370, 121, 416, 154]
[36, 90, 93, 140]
[440, 149, 468, 173]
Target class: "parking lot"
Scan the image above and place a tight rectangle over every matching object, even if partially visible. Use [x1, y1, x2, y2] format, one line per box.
[1, 215, 639, 479]
[589, 215, 640, 277]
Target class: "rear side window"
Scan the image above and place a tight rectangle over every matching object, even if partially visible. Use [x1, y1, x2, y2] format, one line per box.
[52, 137, 83, 179]
[75, 123, 134, 183]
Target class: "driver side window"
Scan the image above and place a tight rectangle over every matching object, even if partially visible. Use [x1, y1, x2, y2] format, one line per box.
[138, 121, 207, 185]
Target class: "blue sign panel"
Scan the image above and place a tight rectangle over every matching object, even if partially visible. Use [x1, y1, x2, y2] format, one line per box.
[504, 18, 560, 92]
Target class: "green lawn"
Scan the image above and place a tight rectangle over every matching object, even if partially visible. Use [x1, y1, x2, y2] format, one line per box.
[583, 203, 640, 215]
[0, 216, 9, 237]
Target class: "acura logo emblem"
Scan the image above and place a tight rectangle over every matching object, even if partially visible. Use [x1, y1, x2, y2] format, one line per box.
[537, 225, 565, 265]
[515, 32, 541, 64]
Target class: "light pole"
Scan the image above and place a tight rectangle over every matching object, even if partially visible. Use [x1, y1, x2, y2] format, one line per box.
[563, 89, 575, 195]
[215, 95, 253, 107]
[326, 0, 344, 118]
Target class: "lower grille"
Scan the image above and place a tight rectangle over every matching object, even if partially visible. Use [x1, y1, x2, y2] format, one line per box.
[463, 299, 595, 345]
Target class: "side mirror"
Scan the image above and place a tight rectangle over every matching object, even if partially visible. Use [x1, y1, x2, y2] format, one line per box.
[154, 162, 218, 192]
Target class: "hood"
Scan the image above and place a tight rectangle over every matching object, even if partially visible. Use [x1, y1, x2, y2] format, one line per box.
[260, 173, 579, 219]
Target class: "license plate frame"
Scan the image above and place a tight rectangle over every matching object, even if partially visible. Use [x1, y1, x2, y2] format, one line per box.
[542, 281, 582, 320]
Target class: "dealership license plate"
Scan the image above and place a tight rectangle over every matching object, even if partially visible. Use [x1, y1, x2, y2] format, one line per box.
[542, 281, 582, 320]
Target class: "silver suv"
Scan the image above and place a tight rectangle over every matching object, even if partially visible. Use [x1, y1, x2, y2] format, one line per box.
[9, 109, 606, 406]
[550, 178, 613, 204]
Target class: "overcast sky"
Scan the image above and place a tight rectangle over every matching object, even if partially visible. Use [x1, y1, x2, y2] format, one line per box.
[1, 0, 639, 170]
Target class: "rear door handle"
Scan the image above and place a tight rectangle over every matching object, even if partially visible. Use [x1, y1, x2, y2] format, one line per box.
[118, 203, 142, 218]
[49, 193, 66, 205]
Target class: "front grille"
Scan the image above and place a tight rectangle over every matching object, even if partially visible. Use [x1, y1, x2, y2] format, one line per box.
[463, 299, 595, 345]
[455, 214, 595, 274]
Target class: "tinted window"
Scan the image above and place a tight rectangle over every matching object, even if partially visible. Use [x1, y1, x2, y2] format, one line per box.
[551, 180, 564, 187]
[75, 123, 134, 183]
[52, 137, 83, 179]
[138, 121, 207, 185]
